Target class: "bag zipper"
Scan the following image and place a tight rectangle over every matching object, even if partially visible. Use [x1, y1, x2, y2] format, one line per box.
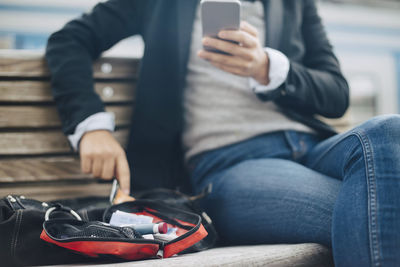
[144, 208, 202, 245]
[157, 241, 165, 258]
[6, 195, 21, 210]
[5, 195, 49, 211]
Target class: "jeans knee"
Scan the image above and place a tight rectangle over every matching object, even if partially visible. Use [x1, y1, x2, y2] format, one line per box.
[357, 115, 400, 142]
[349, 115, 400, 176]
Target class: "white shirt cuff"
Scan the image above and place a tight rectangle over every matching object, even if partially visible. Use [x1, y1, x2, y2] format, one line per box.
[68, 112, 115, 151]
[250, 47, 290, 93]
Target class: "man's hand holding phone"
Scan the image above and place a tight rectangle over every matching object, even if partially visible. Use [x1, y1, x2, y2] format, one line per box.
[79, 130, 130, 195]
[198, 21, 270, 86]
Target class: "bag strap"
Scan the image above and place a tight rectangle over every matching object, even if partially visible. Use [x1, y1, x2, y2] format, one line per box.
[163, 222, 208, 258]
[142, 206, 208, 258]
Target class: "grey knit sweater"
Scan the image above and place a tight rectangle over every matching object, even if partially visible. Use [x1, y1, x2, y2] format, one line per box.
[182, 1, 313, 160]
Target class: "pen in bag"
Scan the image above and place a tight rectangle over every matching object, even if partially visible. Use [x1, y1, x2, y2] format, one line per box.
[110, 178, 135, 205]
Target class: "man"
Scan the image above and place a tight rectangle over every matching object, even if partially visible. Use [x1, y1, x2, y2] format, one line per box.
[46, 0, 400, 265]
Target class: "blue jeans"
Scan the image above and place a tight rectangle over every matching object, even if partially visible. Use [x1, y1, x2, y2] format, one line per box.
[188, 115, 400, 267]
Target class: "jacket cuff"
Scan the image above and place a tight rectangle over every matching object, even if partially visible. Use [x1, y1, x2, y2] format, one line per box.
[68, 112, 115, 151]
[250, 47, 290, 93]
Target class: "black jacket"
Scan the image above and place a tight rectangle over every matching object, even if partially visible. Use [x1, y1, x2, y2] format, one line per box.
[46, 0, 349, 191]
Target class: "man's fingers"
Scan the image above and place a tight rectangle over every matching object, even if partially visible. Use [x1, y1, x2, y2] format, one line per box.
[240, 21, 258, 38]
[81, 156, 92, 174]
[101, 158, 115, 180]
[202, 37, 252, 60]
[92, 158, 103, 178]
[218, 30, 257, 48]
[198, 50, 247, 68]
[116, 154, 131, 195]
[79, 131, 130, 192]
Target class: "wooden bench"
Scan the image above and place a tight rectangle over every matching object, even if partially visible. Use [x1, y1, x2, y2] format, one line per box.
[0, 50, 333, 266]
[0, 50, 137, 200]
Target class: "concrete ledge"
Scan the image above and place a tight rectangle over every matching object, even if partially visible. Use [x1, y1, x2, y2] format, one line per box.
[64, 243, 333, 267]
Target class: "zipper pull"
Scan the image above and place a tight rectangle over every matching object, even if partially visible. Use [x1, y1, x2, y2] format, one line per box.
[156, 249, 164, 259]
[7, 195, 16, 203]
[157, 242, 165, 259]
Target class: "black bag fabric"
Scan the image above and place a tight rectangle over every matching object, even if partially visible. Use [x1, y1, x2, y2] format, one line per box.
[0, 195, 109, 267]
[1, 189, 217, 267]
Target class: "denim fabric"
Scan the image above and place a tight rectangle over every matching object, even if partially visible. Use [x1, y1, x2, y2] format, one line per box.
[188, 115, 400, 267]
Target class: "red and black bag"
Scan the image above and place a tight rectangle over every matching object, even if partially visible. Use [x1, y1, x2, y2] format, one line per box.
[1, 192, 216, 266]
[41, 200, 208, 260]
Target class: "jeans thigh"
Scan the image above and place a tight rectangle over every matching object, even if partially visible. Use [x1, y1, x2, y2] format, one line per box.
[188, 131, 321, 192]
[197, 158, 341, 247]
[303, 115, 400, 266]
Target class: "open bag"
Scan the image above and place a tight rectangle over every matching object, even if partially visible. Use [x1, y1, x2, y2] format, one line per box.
[41, 200, 208, 260]
[1, 190, 217, 266]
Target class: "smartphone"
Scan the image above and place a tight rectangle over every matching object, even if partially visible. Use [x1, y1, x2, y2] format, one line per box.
[201, 0, 241, 54]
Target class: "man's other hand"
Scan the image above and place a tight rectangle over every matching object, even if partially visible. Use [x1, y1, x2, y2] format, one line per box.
[79, 130, 130, 195]
[198, 21, 270, 85]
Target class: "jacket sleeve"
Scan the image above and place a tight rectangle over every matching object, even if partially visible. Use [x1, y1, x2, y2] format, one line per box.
[46, 0, 145, 135]
[273, 0, 349, 119]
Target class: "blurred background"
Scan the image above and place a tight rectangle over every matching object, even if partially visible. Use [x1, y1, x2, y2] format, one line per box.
[0, 0, 399, 131]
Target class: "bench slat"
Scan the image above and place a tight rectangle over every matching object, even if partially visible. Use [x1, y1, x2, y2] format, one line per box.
[0, 52, 136, 200]
[0, 156, 88, 183]
[0, 81, 135, 103]
[0, 129, 128, 155]
[0, 52, 139, 79]
[0, 181, 111, 201]
[0, 105, 133, 128]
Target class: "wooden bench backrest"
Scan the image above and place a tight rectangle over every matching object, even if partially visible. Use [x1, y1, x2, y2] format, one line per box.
[0, 50, 139, 201]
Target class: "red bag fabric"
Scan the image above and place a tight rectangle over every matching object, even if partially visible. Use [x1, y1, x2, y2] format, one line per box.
[40, 200, 208, 261]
